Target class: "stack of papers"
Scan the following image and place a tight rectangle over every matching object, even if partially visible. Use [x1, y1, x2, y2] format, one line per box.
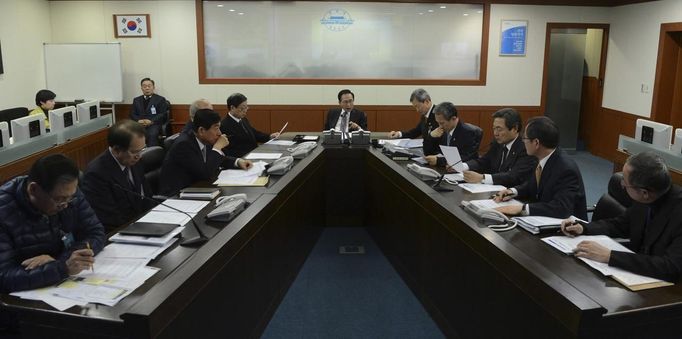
[214, 161, 268, 186]
[512, 216, 564, 234]
[467, 199, 523, 209]
[265, 139, 296, 146]
[380, 139, 424, 148]
[244, 152, 282, 160]
[459, 183, 507, 193]
[542, 235, 674, 290]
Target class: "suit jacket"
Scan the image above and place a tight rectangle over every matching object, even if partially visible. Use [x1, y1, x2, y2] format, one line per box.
[585, 185, 682, 282]
[159, 131, 237, 196]
[430, 122, 482, 165]
[81, 150, 154, 232]
[465, 137, 537, 187]
[220, 115, 270, 158]
[515, 148, 587, 220]
[324, 108, 368, 131]
[401, 106, 437, 139]
[130, 93, 169, 126]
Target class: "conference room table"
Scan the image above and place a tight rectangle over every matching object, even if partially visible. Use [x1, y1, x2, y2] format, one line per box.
[2, 132, 682, 338]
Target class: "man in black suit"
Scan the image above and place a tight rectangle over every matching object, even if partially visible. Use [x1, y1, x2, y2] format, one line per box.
[182, 98, 212, 134]
[388, 88, 438, 141]
[159, 109, 252, 196]
[424, 102, 482, 167]
[462, 108, 537, 187]
[495, 116, 587, 220]
[324, 89, 367, 132]
[561, 151, 682, 282]
[220, 93, 279, 158]
[81, 120, 155, 232]
[130, 78, 169, 147]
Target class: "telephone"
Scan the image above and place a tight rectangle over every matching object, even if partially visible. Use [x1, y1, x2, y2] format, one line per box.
[351, 130, 371, 145]
[382, 143, 414, 160]
[406, 163, 441, 181]
[267, 156, 294, 175]
[206, 193, 248, 222]
[287, 142, 318, 159]
[461, 201, 516, 231]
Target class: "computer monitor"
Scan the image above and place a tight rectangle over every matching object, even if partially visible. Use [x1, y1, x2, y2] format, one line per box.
[11, 114, 46, 144]
[48, 106, 76, 133]
[76, 100, 100, 123]
[0, 122, 9, 148]
[635, 119, 672, 150]
[672, 128, 682, 154]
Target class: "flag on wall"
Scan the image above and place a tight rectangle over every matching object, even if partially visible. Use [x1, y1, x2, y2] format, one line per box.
[114, 15, 151, 38]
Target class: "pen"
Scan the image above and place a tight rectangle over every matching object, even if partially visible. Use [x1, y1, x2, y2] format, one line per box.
[86, 242, 94, 273]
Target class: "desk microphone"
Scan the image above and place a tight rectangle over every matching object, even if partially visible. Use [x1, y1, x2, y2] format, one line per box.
[113, 183, 209, 247]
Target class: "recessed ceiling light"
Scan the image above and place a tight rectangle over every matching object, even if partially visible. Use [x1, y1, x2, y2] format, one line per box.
[440, 6, 446, 9]
[217, 4, 224, 8]
[418, 12, 424, 15]
[229, 9, 235, 12]
[463, 13, 469, 16]
[477, 10, 483, 14]
[238, 12, 244, 15]
[428, 9, 434, 13]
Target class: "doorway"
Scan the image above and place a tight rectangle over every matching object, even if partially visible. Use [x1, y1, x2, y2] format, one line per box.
[541, 23, 609, 151]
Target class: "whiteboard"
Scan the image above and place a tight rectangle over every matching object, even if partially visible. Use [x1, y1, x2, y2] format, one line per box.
[44, 43, 123, 102]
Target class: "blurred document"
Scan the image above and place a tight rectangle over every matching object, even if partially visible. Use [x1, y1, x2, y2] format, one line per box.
[152, 199, 209, 214]
[439, 146, 465, 172]
[244, 152, 282, 160]
[459, 183, 507, 193]
[137, 211, 192, 225]
[266, 139, 296, 146]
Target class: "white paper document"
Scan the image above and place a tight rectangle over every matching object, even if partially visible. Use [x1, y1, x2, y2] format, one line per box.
[444, 173, 464, 183]
[411, 156, 428, 165]
[11, 288, 88, 311]
[381, 139, 424, 148]
[152, 199, 209, 214]
[459, 183, 507, 193]
[213, 161, 267, 185]
[467, 199, 522, 209]
[97, 241, 176, 260]
[110, 226, 185, 246]
[244, 152, 283, 160]
[438, 145, 465, 172]
[137, 211, 192, 226]
[265, 139, 296, 146]
[76, 257, 150, 280]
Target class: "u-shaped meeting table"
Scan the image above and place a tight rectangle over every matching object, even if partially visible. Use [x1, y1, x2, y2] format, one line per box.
[2, 132, 682, 338]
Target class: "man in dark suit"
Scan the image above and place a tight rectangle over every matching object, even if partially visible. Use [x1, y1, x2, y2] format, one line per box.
[424, 102, 482, 167]
[130, 78, 169, 147]
[182, 98, 212, 134]
[159, 109, 252, 196]
[81, 120, 155, 232]
[389, 88, 438, 140]
[462, 108, 537, 187]
[561, 151, 682, 282]
[220, 93, 279, 158]
[324, 89, 367, 132]
[495, 116, 587, 220]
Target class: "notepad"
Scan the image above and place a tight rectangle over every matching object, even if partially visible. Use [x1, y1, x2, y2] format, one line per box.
[179, 187, 219, 200]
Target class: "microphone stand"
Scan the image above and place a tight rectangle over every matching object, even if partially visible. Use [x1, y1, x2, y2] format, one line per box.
[431, 160, 462, 192]
[113, 183, 208, 247]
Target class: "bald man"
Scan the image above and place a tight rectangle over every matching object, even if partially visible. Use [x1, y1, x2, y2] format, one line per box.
[182, 99, 213, 134]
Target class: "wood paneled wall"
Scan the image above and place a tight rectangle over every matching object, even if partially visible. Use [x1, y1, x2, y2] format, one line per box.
[115, 104, 543, 149]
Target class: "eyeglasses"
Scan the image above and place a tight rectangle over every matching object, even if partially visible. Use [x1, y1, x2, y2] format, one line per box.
[128, 147, 147, 157]
[46, 193, 76, 208]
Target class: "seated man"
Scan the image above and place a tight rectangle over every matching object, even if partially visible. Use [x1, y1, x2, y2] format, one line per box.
[220, 93, 279, 158]
[388, 88, 438, 139]
[130, 77, 169, 147]
[424, 102, 481, 167]
[183, 99, 212, 134]
[494, 116, 587, 220]
[462, 108, 537, 187]
[159, 109, 252, 196]
[0, 154, 105, 293]
[324, 89, 368, 132]
[81, 120, 155, 232]
[29, 89, 56, 130]
[561, 152, 682, 282]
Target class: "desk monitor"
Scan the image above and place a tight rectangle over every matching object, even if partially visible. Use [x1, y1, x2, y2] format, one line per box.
[11, 114, 46, 144]
[0, 122, 9, 148]
[672, 128, 682, 154]
[76, 100, 100, 123]
[635, 119, 672, 150]
[48, 106, 76, 133]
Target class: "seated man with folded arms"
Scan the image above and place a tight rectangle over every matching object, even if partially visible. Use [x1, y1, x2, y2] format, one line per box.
[561, 151, 682, 282]
[81, 120, 155, 232]
[182, 98, 213, 134]
[461, 108, 537, 187]
[324, 89, 368, 132]
[494, 116, 587, 220]
[130, 77, 169, 147]
[29, 89, 56, 131]
[159, 109, 252, 196]
[220, 93, 279, 158]
[424, 102, 481, 167]
[0, 154, 105, 293]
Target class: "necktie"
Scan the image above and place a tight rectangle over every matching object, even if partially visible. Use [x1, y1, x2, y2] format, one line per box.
[240, 119, 254, 141]
[340, 111, 349, 133]
[535, 164, 543, 188]
[201, 146, 207, 163]
[499, 147, 508, 171]
[446, 132, 451, 146]
[123, 167, 135, 191]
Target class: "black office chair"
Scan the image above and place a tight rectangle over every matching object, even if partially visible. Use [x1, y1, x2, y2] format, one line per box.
[0, 107, 29, 137]
[158, 100, 173, 144]
[163, 132, 180, 150]
[138, 146, 165, 195]
[590, 172, 632, 222]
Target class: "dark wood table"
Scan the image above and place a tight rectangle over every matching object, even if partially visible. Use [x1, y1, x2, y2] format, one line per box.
[2, 133, 682, 338]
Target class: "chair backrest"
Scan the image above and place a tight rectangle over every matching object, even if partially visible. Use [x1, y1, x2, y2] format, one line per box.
[161, 99, 172, 137]
[138, 146, 165, 174]
[0, 107, 30, 137]
[164, 132, 180, 149]
[592, 172, 632, 222]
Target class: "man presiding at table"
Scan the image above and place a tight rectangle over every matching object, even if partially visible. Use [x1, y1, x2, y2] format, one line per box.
[561, 151, 682, 282]
[0, 154, 105, 293]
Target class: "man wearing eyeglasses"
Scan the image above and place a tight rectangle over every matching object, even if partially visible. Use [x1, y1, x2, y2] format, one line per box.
[493, 116, 587, 220]
[220, 93, 279, 158]
[324, 89, 368, 132]
[0, 154, 105, 293]
[81, 120, 155, 232]
[560, 151, 682, 282]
